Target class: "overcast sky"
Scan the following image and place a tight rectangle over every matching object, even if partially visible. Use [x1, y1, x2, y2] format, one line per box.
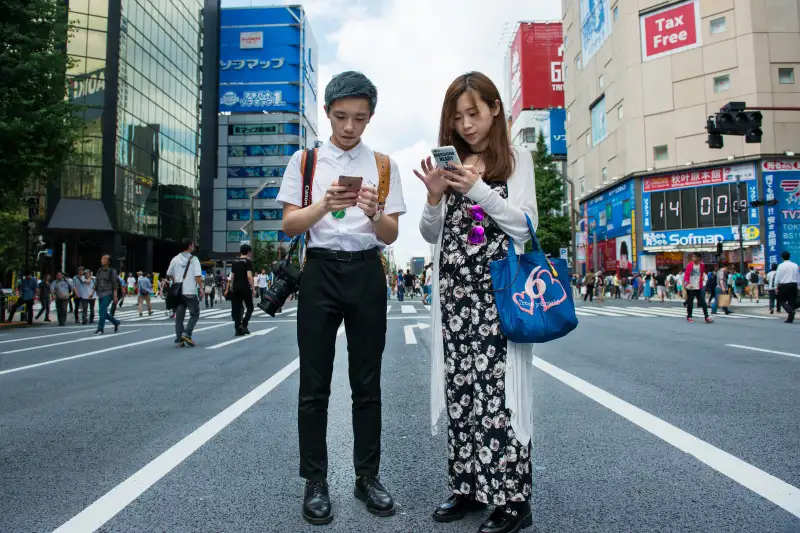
[220, 0, 562, 267]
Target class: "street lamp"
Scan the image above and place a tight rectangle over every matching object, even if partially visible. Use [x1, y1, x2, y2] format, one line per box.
[242, 179, 278, 240]
[551, 167, 580, 272]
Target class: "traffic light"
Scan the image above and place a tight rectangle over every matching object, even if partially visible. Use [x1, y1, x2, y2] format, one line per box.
[750, 199, 779, 207]
[707, 102, 762, 148]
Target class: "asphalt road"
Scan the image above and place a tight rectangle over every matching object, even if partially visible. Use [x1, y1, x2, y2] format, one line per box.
[1, 297, 798, 533]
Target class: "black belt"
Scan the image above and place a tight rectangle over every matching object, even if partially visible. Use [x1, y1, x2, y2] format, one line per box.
[306, 247, 380, 262]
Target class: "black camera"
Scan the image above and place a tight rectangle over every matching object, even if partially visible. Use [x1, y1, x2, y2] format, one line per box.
[257, 237, 302, 317]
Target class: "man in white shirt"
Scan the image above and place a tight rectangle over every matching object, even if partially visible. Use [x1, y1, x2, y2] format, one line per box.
[774, 250, 799, 323]
[256, 269, 269, 298]
[166, 238, 203, 345]
[277, 71, 406, 525]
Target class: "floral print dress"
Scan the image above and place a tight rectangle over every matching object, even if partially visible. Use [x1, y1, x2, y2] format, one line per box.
[438, 183, 533, 506]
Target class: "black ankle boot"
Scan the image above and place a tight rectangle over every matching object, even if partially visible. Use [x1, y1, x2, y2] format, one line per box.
[302, 479, 333, 525]
[354, 476, 395, 516]
[432, 494, 487, 522]
[478, 501, 532, 533]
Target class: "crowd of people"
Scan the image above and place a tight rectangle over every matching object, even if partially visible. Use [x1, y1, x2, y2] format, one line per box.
[387, 264, 433, 303]
[574, 250, 799, 323]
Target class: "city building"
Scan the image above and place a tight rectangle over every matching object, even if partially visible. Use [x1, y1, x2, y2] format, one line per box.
[199, 5, 318, 263]
[46, 0, 207, 274]
[563, 0, 800, 275]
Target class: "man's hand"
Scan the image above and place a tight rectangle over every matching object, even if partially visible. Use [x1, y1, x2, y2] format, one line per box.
[357, 184, 379, 218]
[322, 181, 358, 213]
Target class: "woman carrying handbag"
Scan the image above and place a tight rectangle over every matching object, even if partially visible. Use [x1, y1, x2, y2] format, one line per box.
[416, 72, 540, 533]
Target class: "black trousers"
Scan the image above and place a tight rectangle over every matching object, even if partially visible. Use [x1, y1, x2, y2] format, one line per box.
[777, 283, 797, 322]
[685, 289, 709, 319]
[55, 299, 68, 325]
[297, 251, 387, 480]
[230, 292, 253, 329]
[583, 284, 594, 302]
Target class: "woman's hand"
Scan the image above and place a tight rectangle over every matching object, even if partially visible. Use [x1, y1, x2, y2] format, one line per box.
[413, 157, 448, 202]
[441, 163, 481, 195]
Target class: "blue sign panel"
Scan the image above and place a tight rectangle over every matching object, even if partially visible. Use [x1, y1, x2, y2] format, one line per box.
[762, 160, 800, 267]
[219, 6, 302, 113]
[585, 180, 635, 244]
[641, 162, 759, 249]
[549, 108, 566, 156]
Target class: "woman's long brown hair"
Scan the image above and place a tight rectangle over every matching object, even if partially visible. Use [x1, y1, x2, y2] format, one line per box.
[438, 72, 514, 182]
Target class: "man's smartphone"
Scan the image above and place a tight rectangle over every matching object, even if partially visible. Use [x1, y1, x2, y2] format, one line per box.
[431, 146, 462, 172]
[337, 176, 363, 192]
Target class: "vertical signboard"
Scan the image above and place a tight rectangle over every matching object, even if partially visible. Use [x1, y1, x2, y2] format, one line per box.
[580, 0, 612, 64]
[763, 160, 800, 267]
[640, 0, 701, 62]
[219, 7, 301, 113]
[549, 108, 567, 156]
[509, 22, 564, 123]
[584, 180, 635, 272]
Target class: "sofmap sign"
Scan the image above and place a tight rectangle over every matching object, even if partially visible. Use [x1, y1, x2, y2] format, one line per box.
[640, 0, 701, 62]
[762, 160, 800, 267]
[219, 7, 302, 113]
[643, 225, 761, 248]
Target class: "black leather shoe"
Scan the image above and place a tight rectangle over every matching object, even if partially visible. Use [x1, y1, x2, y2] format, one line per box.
[478, 502, 533, 533]
[432, 494, 487, 522]
[354, 476, 396, 517]
[242, 325, 250, 335]
[302, 479, 333, 525]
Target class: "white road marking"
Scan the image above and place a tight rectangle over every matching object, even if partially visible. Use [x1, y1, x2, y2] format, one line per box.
[205, 327, 276, 350]
[424, 304, 431, 312]
[2, 331, 136, 354]
[0, 323, 228, 376]
[726, 344, 800, 360]
[0, 329, 85, 345]
[401, 305, 416, 314]
[532, 355, 800, 519]
[53, 356, 300, 533]
[282, 309, 299, 317]
[386, 305, 392, 313]
[404, 325, 417, 344]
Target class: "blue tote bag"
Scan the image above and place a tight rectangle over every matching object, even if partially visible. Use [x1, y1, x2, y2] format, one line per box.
[489, 215, 578, 343]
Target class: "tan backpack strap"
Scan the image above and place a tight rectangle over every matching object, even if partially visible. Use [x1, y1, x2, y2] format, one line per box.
[374, 151, 391, 210]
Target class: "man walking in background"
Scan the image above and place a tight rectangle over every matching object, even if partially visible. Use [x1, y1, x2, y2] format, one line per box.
[35, 274, 52, 322]
[684, 252, 713, 323]
[73, 266, 86, 324]
[167, 238, 203, 346]
[94, 254, 121, 335]
[6, 271, 37, 324]
[137, 271, 154, 317]
[775, 251, 799, 324]
[53, 272, 72, 326]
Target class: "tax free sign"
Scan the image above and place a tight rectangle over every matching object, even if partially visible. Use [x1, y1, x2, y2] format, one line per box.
[640, 0, 701, 62]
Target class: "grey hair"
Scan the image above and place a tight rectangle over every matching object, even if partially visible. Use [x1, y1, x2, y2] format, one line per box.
[324, 71, 378, 115]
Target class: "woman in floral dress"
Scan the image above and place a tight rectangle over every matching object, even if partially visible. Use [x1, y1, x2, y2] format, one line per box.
[417, 72, 538, 533]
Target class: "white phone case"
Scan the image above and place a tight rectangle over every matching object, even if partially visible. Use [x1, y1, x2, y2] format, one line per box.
[431, 146, 462, 172]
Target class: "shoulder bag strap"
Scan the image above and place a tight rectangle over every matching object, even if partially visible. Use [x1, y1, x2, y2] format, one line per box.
[374, 151, 391, 210]
[181, 255, 193, 281]
[300, 148, 317, 246]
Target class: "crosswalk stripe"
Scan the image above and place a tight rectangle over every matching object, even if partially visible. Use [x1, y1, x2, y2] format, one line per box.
[386, 305, 392, 313]
[2, 330, 136, 355]
[401, 305, 416, 314]
[205, 327, 276, 350]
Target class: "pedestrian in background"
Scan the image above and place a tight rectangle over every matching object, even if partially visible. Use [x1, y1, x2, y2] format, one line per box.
[35, 274, 52, 322]
[53, 272, 71, 326]
[203, 271, 216, 308]
[583, 270, 596, 302]
[766, 263, 780, 315]
[84, 270, 96, 323]
[684, 252, 713, 323]
[7, 271, 37, 324]
[166, 238, 203, 346]
[775, 250, 799, 324]
[226, 243, 255, 336]
[137, 271, 153, 317]
[93, 254, 120, 335]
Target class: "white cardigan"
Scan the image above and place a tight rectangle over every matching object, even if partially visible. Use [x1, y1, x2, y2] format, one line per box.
[420, 145, 539, 446]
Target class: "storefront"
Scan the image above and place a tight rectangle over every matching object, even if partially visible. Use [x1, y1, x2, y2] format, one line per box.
[640, 162, 761, 271]
[584, 180, 635, 275]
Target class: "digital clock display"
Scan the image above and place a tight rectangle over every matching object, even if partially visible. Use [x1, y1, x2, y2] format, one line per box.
[649, 182, 748, 232]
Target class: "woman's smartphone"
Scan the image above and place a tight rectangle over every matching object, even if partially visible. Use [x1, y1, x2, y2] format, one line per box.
[337, 176, 363, 192]
[431, 146, 462, 172]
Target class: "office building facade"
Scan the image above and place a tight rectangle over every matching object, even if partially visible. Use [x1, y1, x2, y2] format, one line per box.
[46, 0, 207, 274]
[563, 0, 800, 274]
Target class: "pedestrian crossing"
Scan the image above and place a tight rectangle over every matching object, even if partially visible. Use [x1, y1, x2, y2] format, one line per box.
[575, 305, 770, 320]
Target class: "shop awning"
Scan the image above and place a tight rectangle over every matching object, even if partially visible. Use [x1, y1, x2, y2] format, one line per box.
[47, 199, 113, 231]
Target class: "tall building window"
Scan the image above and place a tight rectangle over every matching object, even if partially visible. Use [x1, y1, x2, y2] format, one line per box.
[779, 68, 795, 84]
[599, 74, 604, 89]
[713, 74, 731, 93]
[579, 178, 585, 193]
[654, 145, 669, 161]
[523, 128, 537, 144]
[602, 167, 608, 183]
[710, 17, 726, 35]
[613, 5, 619, 21]
[618, 105, 624, 120]
[590, 97, 607, 146]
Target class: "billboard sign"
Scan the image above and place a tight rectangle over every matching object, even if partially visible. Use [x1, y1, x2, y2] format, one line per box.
[642, 163, 759, 249]
[219, 7, 301, 113]
[549, 108, 567, 156]
[640, 0, 701, 62]
[580, 0, 612, 64]
[762, 160, 800, 267]
[509, 22, 564, 122]
[586, 180, 635, 244]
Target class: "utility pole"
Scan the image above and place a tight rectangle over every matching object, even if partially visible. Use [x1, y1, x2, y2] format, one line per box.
[552, 166, 579, 272]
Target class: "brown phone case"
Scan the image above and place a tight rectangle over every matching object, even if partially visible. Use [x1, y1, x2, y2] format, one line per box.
[338, 176, 363, 191]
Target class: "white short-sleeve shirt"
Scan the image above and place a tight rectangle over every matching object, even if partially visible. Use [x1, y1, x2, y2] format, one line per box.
[167, 253, 202, 296]
[277, 141, 406, 251]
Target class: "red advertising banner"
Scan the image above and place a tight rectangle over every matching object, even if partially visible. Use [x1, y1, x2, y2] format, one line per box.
[763, 160, 800, 171]
[643, 163, 756, 192]
[640, 0, 701, 62]
[509, 22, 564, 122]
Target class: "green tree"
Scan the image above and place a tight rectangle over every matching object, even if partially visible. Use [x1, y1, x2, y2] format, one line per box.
[251, 238, 279, 273]
[0, 212, 26, 281]
[0, 0, 83, 271]
[531, 131, 571, 256]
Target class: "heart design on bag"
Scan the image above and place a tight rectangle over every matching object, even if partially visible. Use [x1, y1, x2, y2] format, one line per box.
[512, 266, 568, 315]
